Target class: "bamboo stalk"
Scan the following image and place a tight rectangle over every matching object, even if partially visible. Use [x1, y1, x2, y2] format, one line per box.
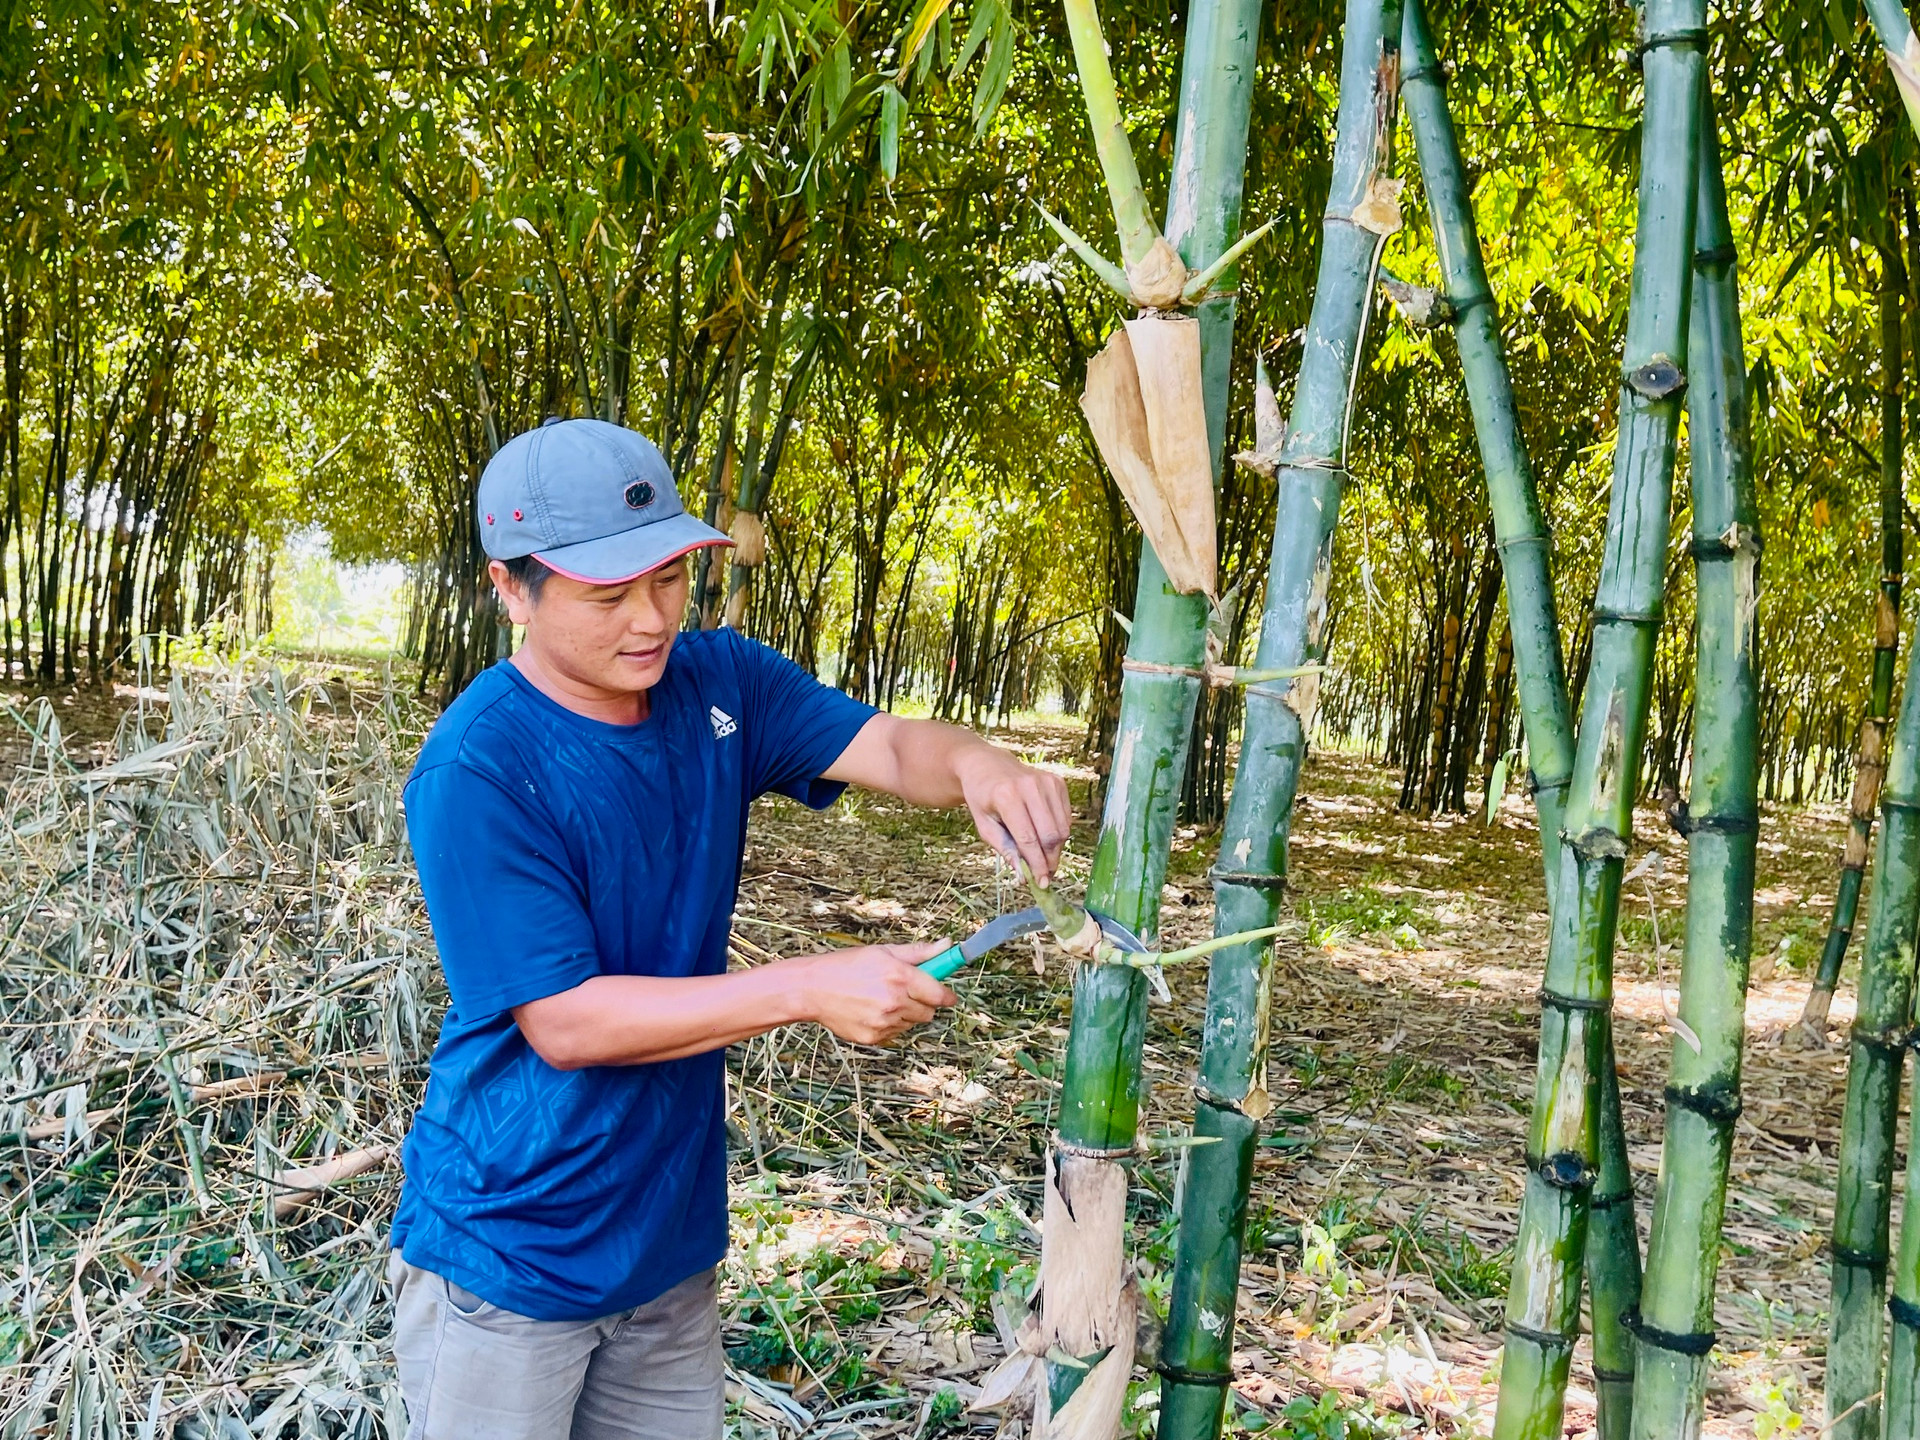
[1489, 5, 1706, 1436]
[1831, 638, 1920, 1440]
[1829, 17, 1920, 1436]
[1398, 8, 1640, 1427]
[1795, 247, 1905, 1044]
[1035, 0, 1266, 1427]
[1867, 0, 1920, 140]
[1829, 606, 1920, 1439]
[1153, 3, 1402, 1434]
[1059, 0, 1163, 270]
[1397, 0, 1571, 902]
[1626, 92, 1762, 1440]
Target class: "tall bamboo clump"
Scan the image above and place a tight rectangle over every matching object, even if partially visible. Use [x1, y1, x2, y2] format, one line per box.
[1011, 0, 1269, 1430]
[1793, 245, 1904, 1045]
[1395, 4, 1640, 1431]
[1489, 4, 1707, 1437]
[1627, 92, 1762, 1440]
[1152, 3, 1403, 1434]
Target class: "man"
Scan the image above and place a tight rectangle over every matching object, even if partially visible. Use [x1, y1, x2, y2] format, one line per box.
[390, 417, 1071, 1440]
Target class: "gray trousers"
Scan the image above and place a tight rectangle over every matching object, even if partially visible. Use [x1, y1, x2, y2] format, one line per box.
[388, 1251, 724, 1440]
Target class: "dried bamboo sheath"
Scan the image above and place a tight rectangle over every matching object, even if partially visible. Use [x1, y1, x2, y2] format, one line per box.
[1626, 96, 1761, 1440]
[1153, 3, 1401, 1436]
[1490, 7, 1707, 1438]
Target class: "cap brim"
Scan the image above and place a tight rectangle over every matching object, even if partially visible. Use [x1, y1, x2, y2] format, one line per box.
[534, 513, 734, 585]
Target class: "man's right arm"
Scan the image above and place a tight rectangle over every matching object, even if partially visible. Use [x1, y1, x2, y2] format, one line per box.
[511, 942, 956, 1070]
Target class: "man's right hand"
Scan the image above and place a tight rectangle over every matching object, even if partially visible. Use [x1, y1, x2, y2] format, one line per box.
[788, 943, 958, 1046]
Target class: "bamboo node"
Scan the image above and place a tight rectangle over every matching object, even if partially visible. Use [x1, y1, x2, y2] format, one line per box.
[1636, 26, 1708, 60]
[1590, 603, 1662, 627]
[1662, 1082, 1742, 1126]
[1619, 1308, 1716, 1357]
[1536, 987, 1610, 1014]
[1447, 288, 1496, 322]
[1053, 1134, 1138, 1161]
[1525, 770, 1571, 797]
[1891, 1295, 1920, 1331]
[1831, 1242, 1888, 1271]
[1528, 1149, 1595, 1191]
[1121, 658, 1206, 681]
[1563, 825, 1628, 861]
[1504, 1321, 1576, 1353]
[1850, 1022, 1916, 1056]
[1625, 357, 1687, 401]
[1209, 866, 1286, 892]
[1154, 1363, 1233, 1387]
[1125, 237, 1189, 311]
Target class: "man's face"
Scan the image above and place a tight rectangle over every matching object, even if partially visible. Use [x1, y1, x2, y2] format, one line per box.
[491, 557, 691, 697]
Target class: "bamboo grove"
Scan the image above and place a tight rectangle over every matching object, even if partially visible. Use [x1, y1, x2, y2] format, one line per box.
[17, 0, 1920, 1436]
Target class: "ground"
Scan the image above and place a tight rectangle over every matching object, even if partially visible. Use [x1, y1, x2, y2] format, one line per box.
[0, 670, 1865, 1438]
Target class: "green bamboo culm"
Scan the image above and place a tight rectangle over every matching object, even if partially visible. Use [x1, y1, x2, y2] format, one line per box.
[1152, 3, 1401, 1435]
[1398, 0, 1572, 887]
[1036, 0, 1265, 1425]
[1868, 0, 1920, 139]
[1882, 690, 1920, 1438]
[1626, 91, 1761, 1440]
[1586, 1056, 1641, 1437]
[1825, 11, 1920, 1435]
[1828, 567, 1920, 1439]
[1059, 0, 1162, 268]
[1832, 623, 1920, 1440]
[1488, 5, 1707, 1437]
[1397, 9, 1639, 1432]
[1795, 243, 1906, 1042]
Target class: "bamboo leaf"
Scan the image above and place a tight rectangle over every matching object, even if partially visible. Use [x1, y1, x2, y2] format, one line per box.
[971, 5, 1015, 133]
[1484, 754, 1509, 823]
[879, 85, 904, 180]
[897, 0, 957, 78]
[950, 0, 997, 80]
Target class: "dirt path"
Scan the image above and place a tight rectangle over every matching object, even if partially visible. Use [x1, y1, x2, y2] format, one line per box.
[729, 721, 1854, 1438]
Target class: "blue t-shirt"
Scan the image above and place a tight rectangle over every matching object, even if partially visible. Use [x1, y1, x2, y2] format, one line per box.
[393, 630, 876, 1320]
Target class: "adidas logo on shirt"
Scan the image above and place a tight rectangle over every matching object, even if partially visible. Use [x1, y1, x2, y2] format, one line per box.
[708, 706, 737, 740]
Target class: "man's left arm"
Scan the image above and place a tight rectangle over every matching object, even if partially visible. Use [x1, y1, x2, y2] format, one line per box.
[824, 714, 1073, 885]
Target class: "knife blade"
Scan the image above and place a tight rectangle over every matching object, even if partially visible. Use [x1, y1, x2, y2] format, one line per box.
[919, 906, 1051, 981]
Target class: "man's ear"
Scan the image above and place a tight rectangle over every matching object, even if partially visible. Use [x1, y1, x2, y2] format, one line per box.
[490, 559, 536, 627]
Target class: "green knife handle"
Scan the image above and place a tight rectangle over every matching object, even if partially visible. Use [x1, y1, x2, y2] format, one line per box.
[920, 944, 967, 981]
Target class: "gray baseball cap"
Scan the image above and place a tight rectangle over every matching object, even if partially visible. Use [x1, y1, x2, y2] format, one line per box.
[478, 418, 732, 583]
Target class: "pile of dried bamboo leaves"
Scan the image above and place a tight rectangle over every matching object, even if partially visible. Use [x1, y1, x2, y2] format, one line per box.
[0, 663, 434, 1440]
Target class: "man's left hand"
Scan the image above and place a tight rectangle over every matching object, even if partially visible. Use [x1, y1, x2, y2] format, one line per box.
[952, 745, 1073, 887]
[826, 713, 1075, 885]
